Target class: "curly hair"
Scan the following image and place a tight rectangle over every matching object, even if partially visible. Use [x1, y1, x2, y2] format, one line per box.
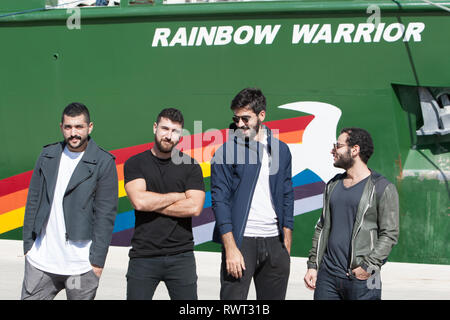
[230, 88, 266, 115]
[340, 127, 374, 164]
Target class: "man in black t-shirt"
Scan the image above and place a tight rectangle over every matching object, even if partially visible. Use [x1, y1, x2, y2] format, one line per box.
[124, 108, 205, 300]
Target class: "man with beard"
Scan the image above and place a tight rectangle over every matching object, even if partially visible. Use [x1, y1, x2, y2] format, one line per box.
[304, 127, 399, 300]
[211, 88, 294, 299]
[124, 108, 205, 300]
[21, 102, 118, 300]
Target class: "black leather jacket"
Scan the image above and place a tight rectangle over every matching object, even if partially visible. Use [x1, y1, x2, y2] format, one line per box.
[22, 138, 118, 268]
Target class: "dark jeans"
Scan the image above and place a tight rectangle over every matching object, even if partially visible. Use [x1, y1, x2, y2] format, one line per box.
[126, 251, 198, 300]
[314, 265, 382, 300]
[220, 236, 290, 300]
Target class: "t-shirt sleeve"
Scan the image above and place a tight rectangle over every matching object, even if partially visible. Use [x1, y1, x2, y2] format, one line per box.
[185, 163, 205, 192]
[124, 156, 144, 184]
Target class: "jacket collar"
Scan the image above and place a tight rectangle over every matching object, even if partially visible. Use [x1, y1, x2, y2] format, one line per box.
[64, 137, 99, 195]
[78, 137, 98, 164]
[329, 168, 382, 184]
[40, 137, 99, 198]
[41, 137, 98, 201]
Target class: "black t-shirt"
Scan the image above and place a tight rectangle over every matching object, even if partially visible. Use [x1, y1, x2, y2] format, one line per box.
[322, 176, 369, 278]
[124, 149, 205, 258]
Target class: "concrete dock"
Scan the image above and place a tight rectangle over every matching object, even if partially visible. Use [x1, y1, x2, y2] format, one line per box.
[1, 239, 449, 300]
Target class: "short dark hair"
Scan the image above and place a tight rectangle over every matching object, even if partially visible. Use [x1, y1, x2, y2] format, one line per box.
[62, 102, 90, 124]
[230, 88, 266, 115]
[340, 127, 374, 164]
[156, 108, 184, 128]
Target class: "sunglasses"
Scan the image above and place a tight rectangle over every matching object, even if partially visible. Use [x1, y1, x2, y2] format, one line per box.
[232, 115, 251, 124]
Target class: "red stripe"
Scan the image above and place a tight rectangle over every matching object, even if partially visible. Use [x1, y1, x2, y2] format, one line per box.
[264, 115, 314, 132]
[0, 171, 33, 198]
[109, 142, 154, 165]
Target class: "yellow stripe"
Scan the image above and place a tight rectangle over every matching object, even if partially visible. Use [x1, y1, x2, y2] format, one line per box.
[200, 162, 211, 178]
[118, 180, 127, 198]
[0, 207, 25, 234]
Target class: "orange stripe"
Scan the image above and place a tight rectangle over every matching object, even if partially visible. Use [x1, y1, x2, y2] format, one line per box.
[181, 144, 223, 164]
[0, 189, 28, 216]
[117, 163, 124, 181]
[277, 130, 304, 144]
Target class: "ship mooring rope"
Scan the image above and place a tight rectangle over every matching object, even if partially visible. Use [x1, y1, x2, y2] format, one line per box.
[418, 0, 450, 12]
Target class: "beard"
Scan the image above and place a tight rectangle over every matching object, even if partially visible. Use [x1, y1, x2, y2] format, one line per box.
[333, 148, 355, 170]
[235, 118, 261, 141]
[155, 136, 177, 154]
[65, 135, 88, 151]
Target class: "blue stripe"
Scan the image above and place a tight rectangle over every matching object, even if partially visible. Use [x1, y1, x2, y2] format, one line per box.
[204, 192, 211, 208]
[292, 169, 322, 187]
[113, 210, 135, 233]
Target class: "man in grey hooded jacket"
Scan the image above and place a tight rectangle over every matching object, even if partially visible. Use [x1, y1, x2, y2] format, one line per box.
[304, 127, 399, 300]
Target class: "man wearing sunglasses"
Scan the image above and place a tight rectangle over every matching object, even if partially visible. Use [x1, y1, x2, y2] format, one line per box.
[304, 127, 399, 300]
[211, 88, 294, 300]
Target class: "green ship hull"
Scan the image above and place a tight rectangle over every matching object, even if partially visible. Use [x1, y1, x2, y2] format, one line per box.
[1, 0, 449, 265]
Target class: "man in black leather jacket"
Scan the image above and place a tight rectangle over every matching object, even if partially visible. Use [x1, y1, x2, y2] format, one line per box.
[21, 102, 118, 300]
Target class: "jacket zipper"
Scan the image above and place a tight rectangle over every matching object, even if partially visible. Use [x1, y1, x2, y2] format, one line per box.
[238, 161, 262, 241]
[238, 140, 264, 242]
[32, 171, 46, 235]
[370, 230, 374, 251]
[316, 229, 323, 268]
[349, 185, 375, 268]
[315, 183, 330, 268]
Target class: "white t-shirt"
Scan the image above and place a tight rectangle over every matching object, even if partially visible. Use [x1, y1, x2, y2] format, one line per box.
[27, 146, 93, 275]
[244, 136, 279, 237]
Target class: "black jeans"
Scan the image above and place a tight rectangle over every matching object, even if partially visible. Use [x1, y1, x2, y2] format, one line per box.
[220, 236, 290, 300]
[126, 251, 198, 300]
[314, 264, 382, 300]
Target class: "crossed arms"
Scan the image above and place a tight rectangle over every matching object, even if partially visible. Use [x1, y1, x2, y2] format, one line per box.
[124, 178, 205, 217]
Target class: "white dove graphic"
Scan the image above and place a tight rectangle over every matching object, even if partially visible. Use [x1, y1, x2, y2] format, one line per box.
[278, 101, 344, 184]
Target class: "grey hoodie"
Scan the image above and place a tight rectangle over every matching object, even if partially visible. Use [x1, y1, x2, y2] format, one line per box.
[307, 170, 399, 274]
